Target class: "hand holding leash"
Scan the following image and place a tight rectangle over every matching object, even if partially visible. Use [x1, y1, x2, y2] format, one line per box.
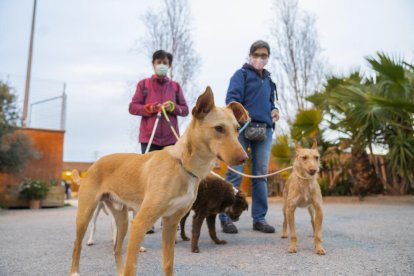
[144, 102, 161, 114]
[162, 100, 175, 112]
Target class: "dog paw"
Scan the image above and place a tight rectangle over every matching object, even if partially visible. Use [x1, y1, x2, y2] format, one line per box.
[315, 246, 326, 255]
[288, 245, 297, 253]
[182, 237, 190, 241]
[281, 234, 288, 239]
[87, 240, 94, 246]
[215, 240, 227, 245]
[191, 247, 200, 253]
[139, 246, 146, 252]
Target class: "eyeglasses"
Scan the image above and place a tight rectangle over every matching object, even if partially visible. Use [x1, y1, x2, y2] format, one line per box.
[252, 53, 269, 59]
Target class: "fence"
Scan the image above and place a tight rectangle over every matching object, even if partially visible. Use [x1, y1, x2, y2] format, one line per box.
[267, 154, 393, 196]
[1, 73, 67, 131]
[318, 154, 391, 191]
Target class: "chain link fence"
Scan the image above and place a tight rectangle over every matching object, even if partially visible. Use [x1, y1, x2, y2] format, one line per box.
[1, 73, 67, 131]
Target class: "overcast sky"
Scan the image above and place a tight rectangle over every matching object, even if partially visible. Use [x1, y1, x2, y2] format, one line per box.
[1, 0, 413, 162]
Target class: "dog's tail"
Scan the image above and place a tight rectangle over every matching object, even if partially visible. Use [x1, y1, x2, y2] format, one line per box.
[72, 169, 81, 184]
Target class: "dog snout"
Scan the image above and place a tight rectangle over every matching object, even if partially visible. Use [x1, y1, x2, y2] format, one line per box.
[238, 154, 248, 164]
[308, 169, 317, 175]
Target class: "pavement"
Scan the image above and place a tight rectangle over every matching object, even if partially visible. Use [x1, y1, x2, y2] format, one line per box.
[0, 198, 413, 276]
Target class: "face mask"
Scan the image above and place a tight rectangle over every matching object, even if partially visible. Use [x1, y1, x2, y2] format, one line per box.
[249, 56, 268, 70]
[155, 64, 169, 77]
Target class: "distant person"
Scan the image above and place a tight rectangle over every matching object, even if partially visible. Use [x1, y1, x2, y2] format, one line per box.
[63, 180, 71, 200]
[129, 49, 189, 233]
[220, 40, 279, 234]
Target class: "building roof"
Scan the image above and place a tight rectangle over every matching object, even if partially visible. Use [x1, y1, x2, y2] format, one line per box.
[63, 161, 93, 172]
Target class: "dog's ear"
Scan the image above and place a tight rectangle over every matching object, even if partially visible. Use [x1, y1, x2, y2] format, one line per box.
[227, 102, 249, 124]
[295, 142, 302, 152]
[311, 139, 318, 149]
[192, 86, 215, 119]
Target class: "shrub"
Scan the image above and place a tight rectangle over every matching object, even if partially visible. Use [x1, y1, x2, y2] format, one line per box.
[19, 179, 49, 200]
[319, 177, 353, 196]
[319, 177, 331, 196]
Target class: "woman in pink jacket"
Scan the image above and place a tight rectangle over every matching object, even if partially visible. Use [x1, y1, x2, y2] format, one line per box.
[129, 50, 189, 234]
[129, 50, 189, 154]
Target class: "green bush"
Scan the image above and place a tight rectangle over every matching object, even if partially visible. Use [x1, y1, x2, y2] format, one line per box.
[19, 179, 49, 200]
[319, 177, 331, 196]
[330, 180, 353, 196]
[319, 178, 353, 196]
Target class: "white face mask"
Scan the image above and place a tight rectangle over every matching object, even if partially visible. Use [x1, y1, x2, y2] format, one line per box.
[249, 56, 268, 70]
[155, 64, 169, 77]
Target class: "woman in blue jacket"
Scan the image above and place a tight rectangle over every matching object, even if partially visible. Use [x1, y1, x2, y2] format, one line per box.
[220, 40, 279, 234]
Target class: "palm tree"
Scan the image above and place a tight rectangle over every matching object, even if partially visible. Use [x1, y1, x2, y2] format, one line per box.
[308, 72, 382, 196]
[366, 53, 414, 194]
[290, 108, 322, 142]
[308, 53, 414, 195]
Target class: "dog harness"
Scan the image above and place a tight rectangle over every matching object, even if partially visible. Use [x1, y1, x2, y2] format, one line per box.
[177, 159, 199, 180]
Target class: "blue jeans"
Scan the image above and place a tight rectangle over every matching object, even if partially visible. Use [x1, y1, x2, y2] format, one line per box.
[219, 127, 273, 223]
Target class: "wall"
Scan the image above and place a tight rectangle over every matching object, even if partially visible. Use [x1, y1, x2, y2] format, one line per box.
[0, 128, 65, 207]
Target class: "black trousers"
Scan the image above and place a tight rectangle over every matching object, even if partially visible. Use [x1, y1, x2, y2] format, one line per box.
[141, 143, 173, 154]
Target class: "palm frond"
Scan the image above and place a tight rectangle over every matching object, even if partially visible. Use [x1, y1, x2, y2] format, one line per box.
[366, 52, 405, 84]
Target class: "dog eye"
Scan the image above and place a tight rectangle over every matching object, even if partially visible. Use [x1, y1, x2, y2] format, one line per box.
[302, 156, 308, 160]
[214, 125, 225, 133]
[315, 156, 319, 160]
[236, 126, 240, 132]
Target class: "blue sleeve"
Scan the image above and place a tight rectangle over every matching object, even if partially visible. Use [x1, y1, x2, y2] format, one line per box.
[269, 79, 278, 111]
[225, 70, 245, 105]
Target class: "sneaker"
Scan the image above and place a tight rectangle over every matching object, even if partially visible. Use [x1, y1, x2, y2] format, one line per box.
[221, 220, 238, 234]
[253, 221, 275, 233]
[146, 226, 155, 234]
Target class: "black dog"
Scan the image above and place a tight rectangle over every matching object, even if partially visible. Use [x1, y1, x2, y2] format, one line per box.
[180, 174, 248, 253]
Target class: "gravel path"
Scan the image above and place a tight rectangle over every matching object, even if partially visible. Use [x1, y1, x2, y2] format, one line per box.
[1, 200, 413, 276]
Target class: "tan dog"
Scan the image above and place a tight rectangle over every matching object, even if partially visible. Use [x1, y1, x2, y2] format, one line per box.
[70, 87, 249, 276]
[281, 141, 326, 255]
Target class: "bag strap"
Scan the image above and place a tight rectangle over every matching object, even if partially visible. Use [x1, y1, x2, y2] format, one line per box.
[141, 78, 150, 104]
[270, 78, 278, 101]
[241, 69, 247, 104]
[169, 81, 180, 105]
[174, 82, 180, 105]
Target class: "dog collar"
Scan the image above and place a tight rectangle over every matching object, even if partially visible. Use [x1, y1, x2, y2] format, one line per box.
[178, 159, 199, 180]
[294, 171, 314, 180]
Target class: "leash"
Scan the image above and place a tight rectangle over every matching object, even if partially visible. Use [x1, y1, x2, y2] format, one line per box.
[161, 110, 292, 179]
[239, 118, 251, 133]
[226, 165, 293, 179]
[161, 106, 180, 141]
[145, 107, 162, 154]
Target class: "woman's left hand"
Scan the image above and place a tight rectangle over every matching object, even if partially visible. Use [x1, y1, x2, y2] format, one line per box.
[162, 101, 172, 111]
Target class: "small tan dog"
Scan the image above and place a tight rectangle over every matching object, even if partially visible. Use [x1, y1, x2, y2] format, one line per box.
[70, 87, 249, 276]
[281, 141, 326, 255]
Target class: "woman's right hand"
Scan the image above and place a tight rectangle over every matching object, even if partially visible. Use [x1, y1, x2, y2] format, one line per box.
[144, 102, 160, 114]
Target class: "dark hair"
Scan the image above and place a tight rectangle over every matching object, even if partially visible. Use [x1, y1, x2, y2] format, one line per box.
[249, 40, 270, 56]
[152, 50, 173, 64]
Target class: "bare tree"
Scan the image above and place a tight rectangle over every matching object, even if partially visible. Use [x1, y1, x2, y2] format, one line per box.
[140, 0, 201, 104]
[269, 0, 326, 126]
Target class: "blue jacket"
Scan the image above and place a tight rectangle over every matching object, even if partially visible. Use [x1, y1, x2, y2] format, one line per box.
[226, 63, 278, 128]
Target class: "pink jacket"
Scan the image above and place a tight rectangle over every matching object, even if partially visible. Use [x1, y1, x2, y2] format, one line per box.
[129, 75, 189, 146]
